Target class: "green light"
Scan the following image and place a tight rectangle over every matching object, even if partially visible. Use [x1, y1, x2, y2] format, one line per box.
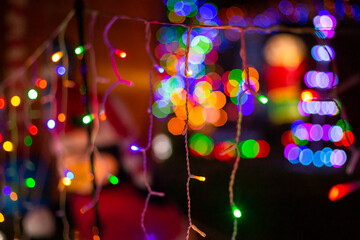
[82, 115, 93, 124]
[74, 46, 84, 55]
[258, 95, 268, 104]
[24, 136, 32, 146]
[25, 177, 35, 188]
[27, 89, 38, 100]
[109, 175, 119, 185]
[232, 205, 242, 218]
[241, 139, 260, 158]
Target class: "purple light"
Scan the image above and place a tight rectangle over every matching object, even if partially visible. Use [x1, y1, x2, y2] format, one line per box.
[284, 144, 300, 163]
[174, 1, 192, 17]
[311, 45, 335, 61]
[330, 149, 347, 168]
[3, 186, 11, 195]
[56, 66, 66, 76]
[330, 126, 343, 142]
[322, 124, 331, 141]
[310, 124, 323, 141]
[279, 0, 294, 15]
[198, 3, 217, 20]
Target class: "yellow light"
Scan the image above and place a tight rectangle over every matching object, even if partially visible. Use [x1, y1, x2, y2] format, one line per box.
[58, 113, 66, 122]
[0, 212, 4, 222]
[3, 141, 13, 152]
[62, 177, 72, 186]
[10, 192, 18, 201]
[190, 175, 206, 182]
[11, 96, 21, 107]
[51, 51, 63, 63]
[300, 90, 315, 102]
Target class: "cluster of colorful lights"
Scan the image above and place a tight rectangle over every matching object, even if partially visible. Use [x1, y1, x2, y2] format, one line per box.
[284, 10, 353, 168]
[188, 133, 270, 160]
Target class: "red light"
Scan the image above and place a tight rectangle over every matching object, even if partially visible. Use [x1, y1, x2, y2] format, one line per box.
[256, 140, 270, 158]
[115, 49, 127, 59]
[329, 181, 360, 201]
[341, 131, 354, 147]
[300, 90, 317, 102]
[29, 125, 38, 135]
[0, 133, 2, 142]
[0, 98, 5, 109]
[36, 78, 48, 89]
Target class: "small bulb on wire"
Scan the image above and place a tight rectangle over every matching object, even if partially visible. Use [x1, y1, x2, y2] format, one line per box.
[74, 46, 84, 55]
[51, 51, 63, 62]
[190, 174, 206, 182]
[130, 145, 140, 151]
[115, 49, 127, 58]
[257, 95, 268, 104]
[232, 205, 242, 218]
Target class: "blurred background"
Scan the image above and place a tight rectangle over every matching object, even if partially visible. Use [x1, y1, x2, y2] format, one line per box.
[0, 0, 360, 239]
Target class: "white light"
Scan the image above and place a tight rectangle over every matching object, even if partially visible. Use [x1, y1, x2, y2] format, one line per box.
[152, 134, 172, 162]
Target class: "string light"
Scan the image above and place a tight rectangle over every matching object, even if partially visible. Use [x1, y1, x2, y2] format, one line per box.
[74, 46, 84, 55]
[0, 97, 5, 109]
[27, 89, 38, 100]
[58, 113, 66, 122]
[11, 96, 21, 107]
[329, 181, 360, 201]
[232, 205, 242, 218]
[24, 177, 36, 188]
[82, 114, 93, 124]
[56, 66, 66, 76]
[36, 78, 48, 89]
[109, 175, 119, 185]
[190, 175, 206, 182]
[62, 177, 72, 186]
[10, 192, 18, 201]
[114, 49, 127, 58]
[24, 136, 33, 146]
[3, 141, 14, 152]
[130, 145, 140, 151]
[47, 119, 56, 129]
[0, 213, 4, 223]
[29, 125, 38, 135]
[51, 51, 63, 62]
[2, 186, 11, 195]
[257, 95, 268, 104]
[65, 170, 75, 180]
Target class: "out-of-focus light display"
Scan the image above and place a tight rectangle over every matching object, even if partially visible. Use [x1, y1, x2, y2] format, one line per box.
[29, 125, 38, 135]
[0, 97, 5, 109]
[300, 89, 317, 102]
[24, 136, 33, 147]
[264, 34, 306, 68]
[2, 186, 11, 195]
[284, 144, 346, 168]
[0, 213, 4, 223]
[3, 141, 13, 152]
[51, 51, 63, 63]
[189, 133, 214, 156]
[11, 96, 21, 107]
[36, 78, 48, 89]
[109, 175, 119, 185]
[115, 49, 127, 58]
[65, 170, 75, 180]
[27, 89, 38, 100]
[25, 178, 36, 188]
[47, 119, 56, 129]
[278, 0, 293, 16]
[75, 46, 84, 55]
[258, 95, 268, 104]
[299, 100, 339, 116]
[82, 114, 93, 125]
[10, 192, 18, 201]
[311, 45, 335, 62]
[152, 134, 172, 161]
[62, 177, 72, 186]
[56, 66, 66, 76]
[329, 181, 360, 201]
[58, 113, 66, 122]
[130, 145, 140, 151]
[304, 71, 338, 89]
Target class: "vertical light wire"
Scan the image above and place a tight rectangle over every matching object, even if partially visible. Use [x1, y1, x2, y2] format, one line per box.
[228, 29, 249, 240]
[184, 26, 206, 240]
[139, 22, 165, 240]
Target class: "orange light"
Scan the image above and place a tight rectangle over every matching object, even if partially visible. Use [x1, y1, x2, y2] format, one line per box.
[29, 125, 38, 135]
[10, 192, 18, 201]
[300, 90, 316, 102]
[167, 117, 185, 135]
[0, 98, 5, 109]
[115, 49, 127, 59]
[58, 113, 66, 122]
[37, 78, 48, 89]
[99, 112, 107, 121]
[51, 51, 63, 63]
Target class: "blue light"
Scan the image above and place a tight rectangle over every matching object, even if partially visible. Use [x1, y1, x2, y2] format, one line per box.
[3, 186, 11, 195]
[65, 170, 75, 180]
[56, 66, 66, 76]
[156, 65, 165, 73]
[47, 119, 56, 129]
[130, 145, 140, 151]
